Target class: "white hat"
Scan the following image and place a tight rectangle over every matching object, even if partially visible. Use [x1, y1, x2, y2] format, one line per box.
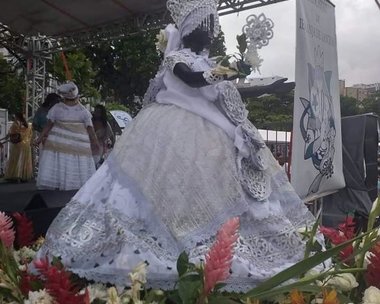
[58, 82, 79, 100]
[167, 0, 220, 39]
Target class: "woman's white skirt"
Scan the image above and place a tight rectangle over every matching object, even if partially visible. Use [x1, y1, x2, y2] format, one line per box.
[36, 104, 316, 291]
[36, 121, 95, 190]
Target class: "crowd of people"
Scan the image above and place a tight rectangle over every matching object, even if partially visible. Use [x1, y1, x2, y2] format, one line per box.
[0, 82, 115, 190]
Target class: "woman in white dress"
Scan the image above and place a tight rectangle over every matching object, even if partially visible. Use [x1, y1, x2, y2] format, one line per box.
[35, 0, 316, 291]
[35, 82, 99, 190]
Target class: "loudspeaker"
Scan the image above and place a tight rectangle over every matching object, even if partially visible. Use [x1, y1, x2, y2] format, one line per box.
[21, 191, 75, 237]
[24, 193, 48, 210]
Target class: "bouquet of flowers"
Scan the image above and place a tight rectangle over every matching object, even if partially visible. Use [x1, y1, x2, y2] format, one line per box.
[213, 13, 275, 79]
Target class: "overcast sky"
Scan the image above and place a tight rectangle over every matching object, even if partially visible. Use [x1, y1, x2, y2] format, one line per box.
[220, 0, 380, 87]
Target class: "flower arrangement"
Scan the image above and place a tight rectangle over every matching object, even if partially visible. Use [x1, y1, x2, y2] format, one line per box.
[1, 195, 380, 304]
[212, 13, 275, 79]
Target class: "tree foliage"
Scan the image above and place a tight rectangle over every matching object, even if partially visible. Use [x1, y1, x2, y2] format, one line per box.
[49, 51, 99, 98]
[340, 95, 360, 117]
[84, 30, 161, 115]
[209, 30, 227, 58]
[361, 92, 380, 117]
[0, 54, 25, 116]
[245, 91, 294, 131]
[340, 93, 380, 118]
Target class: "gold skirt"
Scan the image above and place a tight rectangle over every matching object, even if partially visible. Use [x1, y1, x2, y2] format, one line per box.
[5, 142, 33, 181]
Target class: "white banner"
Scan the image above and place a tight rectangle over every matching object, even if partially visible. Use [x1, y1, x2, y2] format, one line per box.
[291, 0, 345, 201]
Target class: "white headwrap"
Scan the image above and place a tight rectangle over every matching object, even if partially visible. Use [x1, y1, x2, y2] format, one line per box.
[58, 82, 79, 100]
[167, 0, 220, 39]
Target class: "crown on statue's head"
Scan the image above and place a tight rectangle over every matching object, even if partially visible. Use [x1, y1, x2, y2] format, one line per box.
[167, 0, 220, 38]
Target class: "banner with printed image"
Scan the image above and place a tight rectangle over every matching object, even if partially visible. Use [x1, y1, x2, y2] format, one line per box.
[291, 0, 345, 201]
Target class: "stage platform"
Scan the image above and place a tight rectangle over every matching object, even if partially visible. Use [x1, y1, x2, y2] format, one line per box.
[0, 179, 76, 236]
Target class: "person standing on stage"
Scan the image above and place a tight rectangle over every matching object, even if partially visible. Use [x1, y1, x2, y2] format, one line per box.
[32, 93, 62, 134]
[3, 112, 33, 182]
[35, 82, 99, 190]
[92, 104, 115, 168]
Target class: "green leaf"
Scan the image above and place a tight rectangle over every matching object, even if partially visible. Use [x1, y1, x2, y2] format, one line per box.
[245, 229, 377, 298]
[213, 282, 227, 291]
[208, 295, 242, 304]
[92, 299, 107, 304]
[236, 34, 247, 54]
[304, 212, 322, 260]
[178, 273, 202, 304]
[177, 251, 189, 277]
[248, 268, 365, 300]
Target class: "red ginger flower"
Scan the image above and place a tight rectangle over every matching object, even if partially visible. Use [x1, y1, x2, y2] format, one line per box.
[20, 269, 42, 296]
[12, 212, 35, 247]
[203, 217, 240, 296]
[34, 257, 87, 304]
[365, 241, 380, 289]
[0, 211, 15, 248]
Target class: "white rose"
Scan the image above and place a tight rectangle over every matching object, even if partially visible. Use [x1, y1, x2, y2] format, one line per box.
[155, 29, 168, 53]
[363, 286, 380, 304]
[324, 273, 358, 291]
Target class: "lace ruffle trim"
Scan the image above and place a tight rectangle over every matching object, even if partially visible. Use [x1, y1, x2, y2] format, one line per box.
[216, 81, 271, 200]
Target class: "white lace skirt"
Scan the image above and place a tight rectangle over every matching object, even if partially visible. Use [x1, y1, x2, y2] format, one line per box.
[36, 122, 96, 190]
[36, 104, 315, 291]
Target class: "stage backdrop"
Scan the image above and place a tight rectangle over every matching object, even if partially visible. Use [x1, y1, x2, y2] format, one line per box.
[291, 0, 345, 201]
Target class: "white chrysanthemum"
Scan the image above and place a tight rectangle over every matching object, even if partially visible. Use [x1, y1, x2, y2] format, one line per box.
[363, 286, 380, 304]
[24, 289, 54, 304]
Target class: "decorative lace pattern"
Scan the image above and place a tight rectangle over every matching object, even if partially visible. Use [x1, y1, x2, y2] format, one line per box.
[37, 153, 315, 290]
[166, 0, 220, 38]
[215, 81, 272, 200]
[163, 50, 194, 72]
[241, 120, 268, 171]
[143, 66, 165, 106]
[240, 157, 271, 201]
[202, 69, 224, 84]
[217, 81, 248, 124]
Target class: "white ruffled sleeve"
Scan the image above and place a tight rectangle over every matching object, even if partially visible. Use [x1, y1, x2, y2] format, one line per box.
[163, 50, 193, 72]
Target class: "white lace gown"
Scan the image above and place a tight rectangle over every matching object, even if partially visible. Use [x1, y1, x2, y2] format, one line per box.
[36, 102, 96, 191]
[36, 50, 315, 291]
